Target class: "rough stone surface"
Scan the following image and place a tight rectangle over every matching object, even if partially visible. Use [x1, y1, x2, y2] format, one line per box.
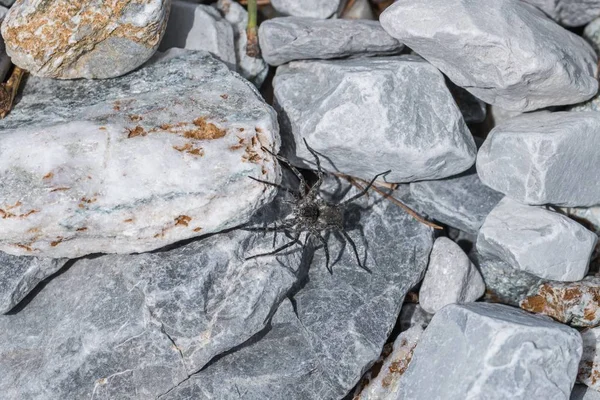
[410, 168, 504, 234]
[572, 385, 600, 400]
[274, 56, 476, 183]
[1, 0, 170, 79]
[521, 277, 600, 327]
[0, 50, 279, 258]
[478, 112, 600, 207]
[0, 0, 13, 7]
[258, 17, 403, 66]
[523, 0, 600, 26]
[585, 17, 600, 55]
[0, 5, 9, 81]
[397, 303, 583, 400]
[477, 197, 597, 281]
[579, 327, 600, 390]
[398, 303, 433, 332]
[271, 0, 341, 19]
[159, 1, 236, 68]
[380, 0, 599, 112]
[420, 237, 485, 313]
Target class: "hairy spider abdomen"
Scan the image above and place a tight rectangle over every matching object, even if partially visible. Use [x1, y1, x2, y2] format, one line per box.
[317, 203, 344, 230]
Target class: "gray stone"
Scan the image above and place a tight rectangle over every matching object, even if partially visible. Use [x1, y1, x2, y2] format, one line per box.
[397, 303, 583, 400]
[258, 17, 403, 66]
[0, 5, 9, 82]
[274, 56, 476, 183]
[0, 49, 279, 258]
[584, 17, 600, 55]
[271, 0, 341, 19]
[448, 82, 487, 124]
[573, 385, 600, 400]
[490, 106, 523, 125]
[477, 112, 600, 207]
[0, 253, 67, 314]
[380, 0, 599, 112]
[579, 327, 600, 391]
[477, 197, 597, 281]
[0, 0, 13, 7]
[409, 168, 504, 234]
[419, 237, 485, 313]
[1, 0, 169, 79]
[399, 303, 433, 332]
[523, 0, 600, 27]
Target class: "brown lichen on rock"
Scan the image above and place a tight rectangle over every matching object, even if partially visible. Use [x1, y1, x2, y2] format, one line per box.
[521, 276, 600, 327]
[173, 143, 204, 157]
[127, 126, 146, 138]
[184, 117, 227, 140]
[175, 215, 192, 227]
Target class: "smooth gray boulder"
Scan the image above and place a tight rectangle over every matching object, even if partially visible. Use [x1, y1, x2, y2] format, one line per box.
[258, 17, 403, 66]
[477, 112, 600, 207]
[523, 0, 600, 27]
[397, 303, 583, 400]
[0, 0, 13, 7]
[410, 168, 504, 234]
[0, 49, 279, 258]
[477, 197, 597, 281]
[274, 56, 477, 183]
[271, 0, 341, 19]
[419, 237, 485, 313]
[380, 0, 599, 112]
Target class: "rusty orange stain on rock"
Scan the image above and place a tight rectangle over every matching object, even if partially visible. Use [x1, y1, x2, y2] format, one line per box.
[175, 215, 192, 227]
[43, 172, 54, 180]
[127, 126, 146, 138]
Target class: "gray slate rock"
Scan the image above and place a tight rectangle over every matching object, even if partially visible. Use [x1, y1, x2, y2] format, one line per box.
[477, 197, 597, 281]
[523, 0, 600, 27]
[584, 16, 600, 55]
[398, 303, 583, 400]
[380, 0, 599, 112]
[0, 0, 12, 7]
[271, 0, 341, 19]
[572, 385, 600, 399]
[477, 112, 600, 207]
[410, 168, 504, 234]
[0, 49, 279, 258]
[274, 56, 476, 183]
[258, 17, 403, 66]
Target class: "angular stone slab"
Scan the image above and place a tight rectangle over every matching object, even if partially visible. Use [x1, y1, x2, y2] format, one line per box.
[410, 168, 504, 234]
[1, 0, 169, 79]
[397, 303, 582, 400]
[258, 17, 403, 66]
[523, 0, 600, 27]
[380, 0, 598, 112]
[478, 112, 600, 207]
[271, 0, 341, 19]
[478, 197, 597, 281]
[274, 56, 476, 182]
[0, 50, 279, 258]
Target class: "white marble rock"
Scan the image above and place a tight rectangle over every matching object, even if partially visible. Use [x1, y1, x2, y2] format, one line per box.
[397, 303, 583, 400]
[477, 197, 597, 281]
[380, 0, 599, 112]
[0, 49, 279, 258]
[274, 56, 477, 183]
[258, 17, 403, 66]
[420, 237, 485, 314]
[477, 112, 600, 207]
[270, 0, 341, 19]
[523, 0, 600, 27]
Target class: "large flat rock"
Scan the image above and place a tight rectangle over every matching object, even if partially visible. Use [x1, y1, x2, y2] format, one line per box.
[0, 49, 279, 258]
[477, 112, 600, 207]
[380, 0, 598, 112]
[274, 56, 476, 182]
[523, 0, 600, 27]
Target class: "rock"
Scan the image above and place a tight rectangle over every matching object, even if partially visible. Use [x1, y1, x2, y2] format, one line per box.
[214, 0, 269, 86]
[0, 225, 304, 399]
[159, 1, 236, 68]
[585, 17, 600, 55]
[490, 106, 523, 125]
[478, 112, 600, 207]
[397, 303, 583, 400]
[398, 303, 433, 332]
[1, 0, 169, 79]
[0, 5, 9, 82]
[258, 17, 403, 66]
[0, 0, 13, 7]
[270, 0, 341, 19]
[572, 385, 600, 400]
[477, 197, 597, 281]
[579, 327, 600, 391]
[341, 0, 374, 20]
[0, 253, 67, 314]
[419, 237, 485, 313]
[274, 56, 476, 183]
[380, 0, 599, 112]
[521, 277, 600, 327]
[448, 82, 487, 124]
[163, 175, 435, 399]
[0, 50, 279, 258]
[409, 168, 504, 234]
[562, 207, 600, 233]
[523, 0, 600, 27]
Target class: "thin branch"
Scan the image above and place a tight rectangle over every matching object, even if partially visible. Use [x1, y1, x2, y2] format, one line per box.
[0, 66, 25, 119]
[245, 0, 260, 58]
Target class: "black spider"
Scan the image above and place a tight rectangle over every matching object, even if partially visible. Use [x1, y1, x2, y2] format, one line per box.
[245, 139, 390, 274]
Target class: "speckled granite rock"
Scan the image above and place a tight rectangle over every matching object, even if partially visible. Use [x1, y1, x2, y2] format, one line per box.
[409, 168, 504, 234]
[0, 49, 279, 258]
[397, 303, 582, 400]
[420, 237, 485, 313]
[259, 17, 403, 66]
[579, 327, 600, 391]
[271, 0, 341, 19]
[274, 56, 476, 183]
[380, 0, 599, 112]
[477, 198, 597, 281]
[523, 0, 600, 27]
[521, 277, 600, 327]
[572, 385, 600, 400]
[1, 0, 170, 79]
[477, 112, 600, 207]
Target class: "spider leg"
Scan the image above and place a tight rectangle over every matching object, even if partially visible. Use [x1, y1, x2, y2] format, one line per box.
[302, 139, 325, 197]
[341, 230, 372, 274]
[249, 176, 299, 198]
[260, 146, 308, 195]
[242, 220, 295, 233]
[341, 170, 391, 206]
[311, 230, 332, 274]
[245, 232, 301, 260]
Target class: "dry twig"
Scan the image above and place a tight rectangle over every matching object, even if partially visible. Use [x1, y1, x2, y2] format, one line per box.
[0, 66, 25, 119]
[245, 0, 261, 58]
